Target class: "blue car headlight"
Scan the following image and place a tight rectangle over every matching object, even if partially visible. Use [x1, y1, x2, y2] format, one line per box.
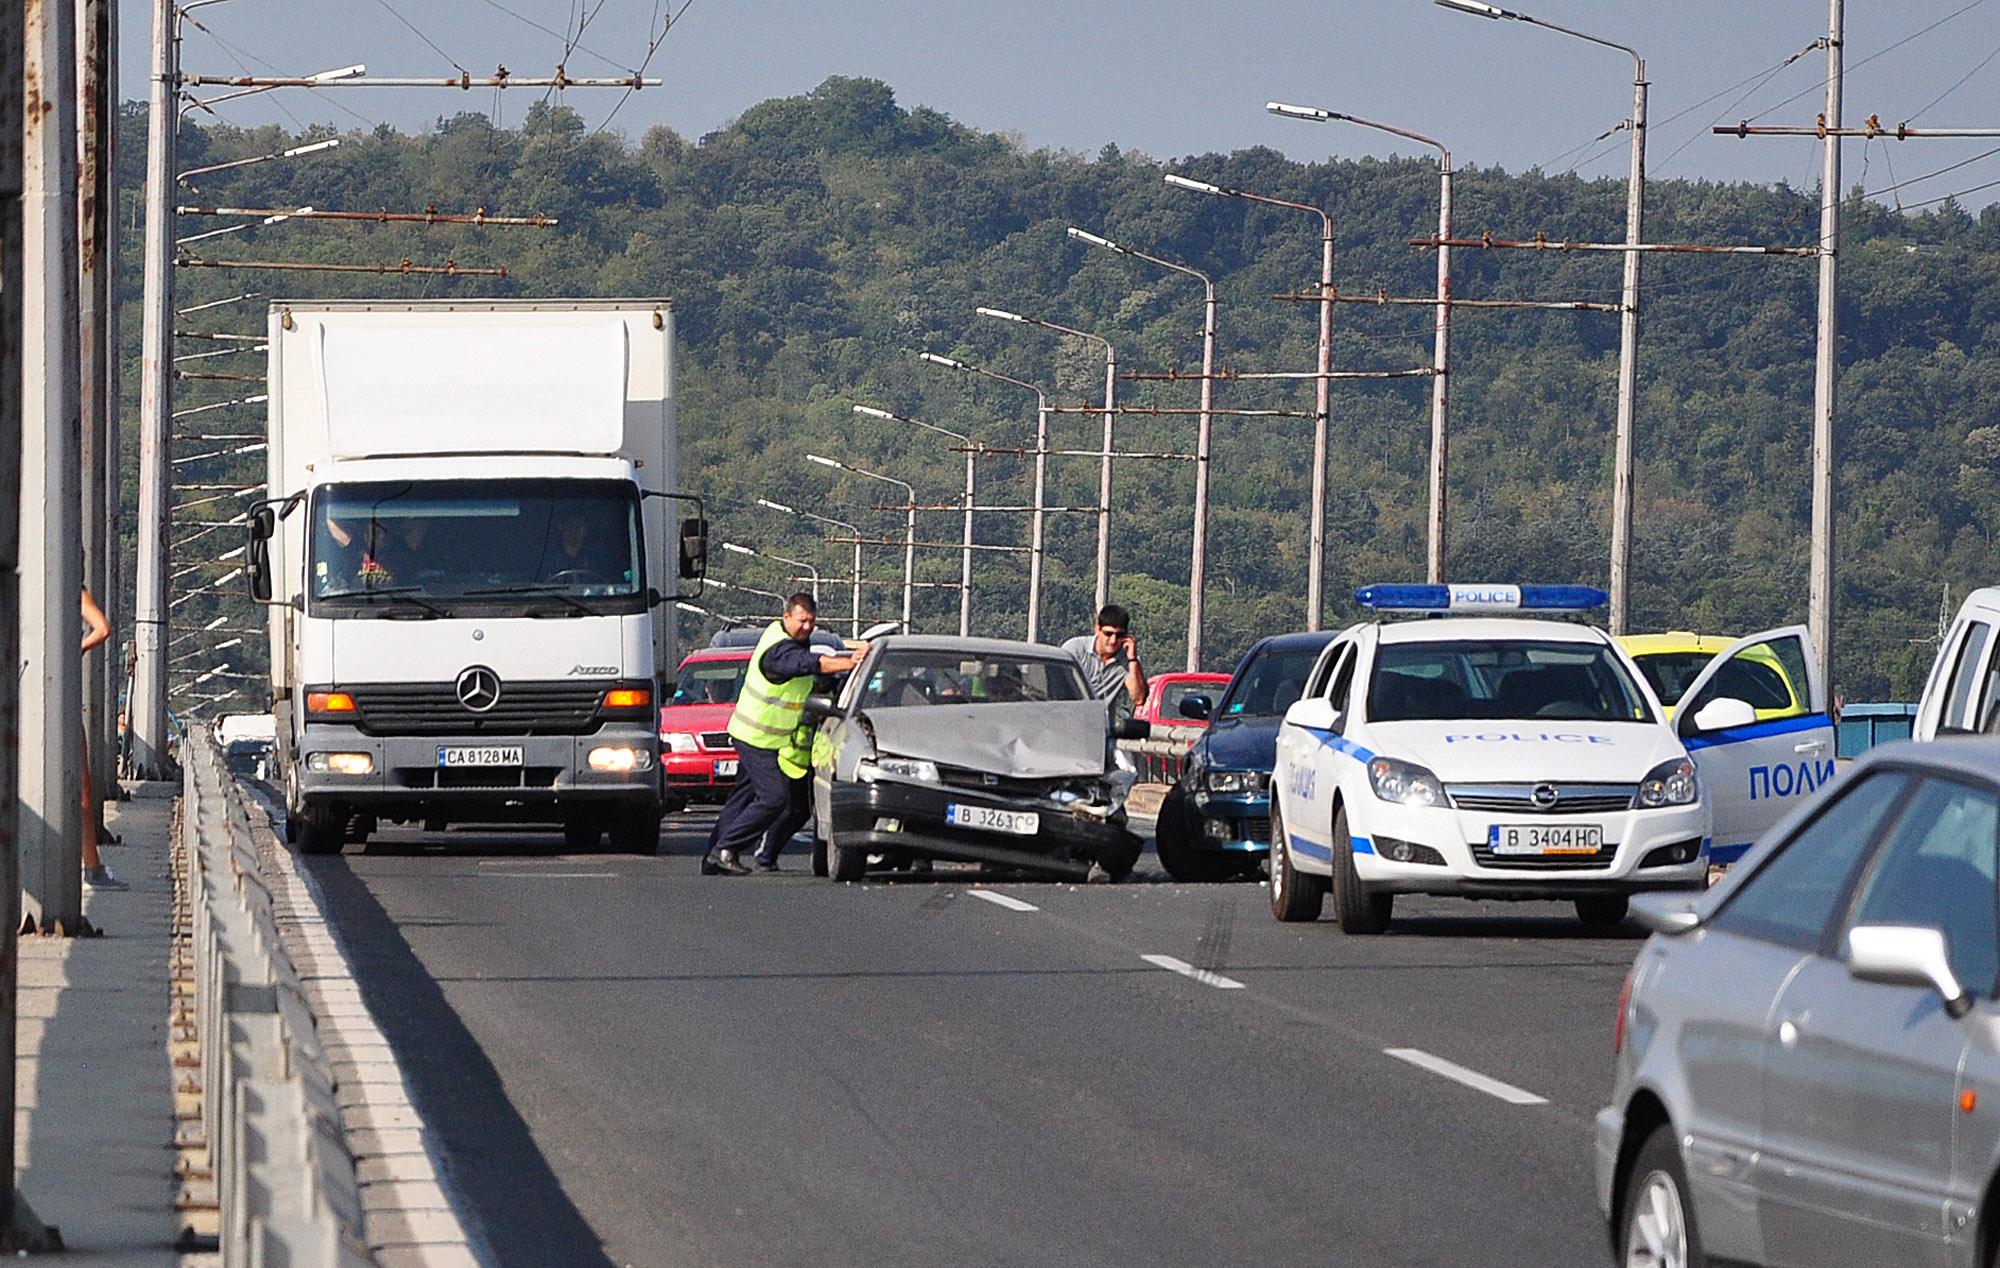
[1206, 770, 1269, 794]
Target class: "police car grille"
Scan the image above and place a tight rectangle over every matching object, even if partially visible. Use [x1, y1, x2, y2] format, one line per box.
[1447, 784, 1635, 815]
[350, 681, 608, 736]
[1468, 842, 1618, 871]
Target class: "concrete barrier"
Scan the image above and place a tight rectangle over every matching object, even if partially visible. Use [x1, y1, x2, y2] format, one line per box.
[1119, 723, 1202, 785]
[181, 731, 375, 1265]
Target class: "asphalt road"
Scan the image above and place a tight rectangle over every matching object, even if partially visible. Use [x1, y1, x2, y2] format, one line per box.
[294, 809, 1642, 1268]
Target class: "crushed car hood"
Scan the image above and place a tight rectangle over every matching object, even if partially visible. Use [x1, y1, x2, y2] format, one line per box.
[865, 700, 1110, 778]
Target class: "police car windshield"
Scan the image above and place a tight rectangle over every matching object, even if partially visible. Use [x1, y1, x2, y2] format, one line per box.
[858, 651, 1089, 708]
[1369, 640, 1655, 724]
[1218, 646, 1321, 718]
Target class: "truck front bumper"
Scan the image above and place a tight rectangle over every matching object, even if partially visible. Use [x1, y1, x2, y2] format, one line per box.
[297, 723, 660, 819]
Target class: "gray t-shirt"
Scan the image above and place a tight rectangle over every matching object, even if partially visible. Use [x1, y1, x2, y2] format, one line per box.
[1062, 634, 1133, 716]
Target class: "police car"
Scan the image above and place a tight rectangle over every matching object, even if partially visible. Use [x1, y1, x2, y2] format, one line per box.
[1268, 585, 1835, 932]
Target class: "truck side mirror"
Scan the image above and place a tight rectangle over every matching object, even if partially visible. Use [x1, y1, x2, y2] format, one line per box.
[679, 516, 708, 581]
[246, 505, 276, 603]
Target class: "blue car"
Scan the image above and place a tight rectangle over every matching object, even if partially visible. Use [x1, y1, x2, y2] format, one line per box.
[1154, 630, 1339, 881]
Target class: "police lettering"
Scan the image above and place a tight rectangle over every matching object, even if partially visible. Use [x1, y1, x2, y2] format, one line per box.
[1443, 732, 1614, 745]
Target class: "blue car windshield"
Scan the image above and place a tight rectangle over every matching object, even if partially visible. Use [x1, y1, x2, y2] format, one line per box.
[1218, 646, 1321, 718]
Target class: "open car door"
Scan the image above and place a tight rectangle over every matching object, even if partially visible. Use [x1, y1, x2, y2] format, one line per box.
[1672, 624, 1834, 865]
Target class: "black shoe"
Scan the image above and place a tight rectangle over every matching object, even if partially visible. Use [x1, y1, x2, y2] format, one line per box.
[753, 856, 782, 872]
[701, 850, 750, 877]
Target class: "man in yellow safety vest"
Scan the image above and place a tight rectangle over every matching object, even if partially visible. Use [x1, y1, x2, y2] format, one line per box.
[701, 593, 869, 875]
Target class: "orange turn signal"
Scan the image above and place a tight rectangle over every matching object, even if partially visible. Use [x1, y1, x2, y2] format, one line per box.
[603, 688, 651, 709]
[306, 691, 357, 713]
[1962, 1089, 1978, 1114]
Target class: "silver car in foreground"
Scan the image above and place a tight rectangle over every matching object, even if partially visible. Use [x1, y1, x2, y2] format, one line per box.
[1598, 738, 2000, 1268]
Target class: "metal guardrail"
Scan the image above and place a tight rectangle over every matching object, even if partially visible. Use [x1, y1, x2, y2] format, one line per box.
[1119, 723, 1202, 785]
[180, 732, 375, 1265]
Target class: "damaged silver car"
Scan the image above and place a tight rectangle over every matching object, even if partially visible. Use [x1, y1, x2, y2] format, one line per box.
[806, 635, 1148, 881]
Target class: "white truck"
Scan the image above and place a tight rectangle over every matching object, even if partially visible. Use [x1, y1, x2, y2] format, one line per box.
[245, 299, 706, 854]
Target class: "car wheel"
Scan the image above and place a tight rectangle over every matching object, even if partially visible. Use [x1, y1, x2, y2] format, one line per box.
[563, 819, 603, 850]
[295, 808, 344, 856]
[1618, 1125, 1706, 1268]
[609, 810, 663, 856]
[1098, 834, 1143, 882]
[663, 795, 688, 815]
[1269, 799, 1327, 923]
[811, 836, 829, 877]
[1329, 805, 1392, 934]
[827, 837, 867, 882]
[1155, 786, 1235, 882]
[1576, 895, 1630, 930]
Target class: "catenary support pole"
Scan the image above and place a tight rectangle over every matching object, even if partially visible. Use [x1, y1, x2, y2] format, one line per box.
[1428, 157, 1453, 584]
[76, 0, 113, 834]
[1608, 58, 1647, 635]
[129, 0, 174, 776]
[1810, 0, 1842, 685]
[1028, 396, 1048, 643]
[22, 0, 86, 934]
[959, 449, 975, 638]
[1188, 279, 1215, 670]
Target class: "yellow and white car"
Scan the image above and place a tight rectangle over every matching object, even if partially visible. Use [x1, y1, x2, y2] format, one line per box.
[1618, 632, 1806, 723]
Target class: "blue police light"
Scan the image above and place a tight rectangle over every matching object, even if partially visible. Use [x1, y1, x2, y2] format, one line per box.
[1353, 583, 1609, 613]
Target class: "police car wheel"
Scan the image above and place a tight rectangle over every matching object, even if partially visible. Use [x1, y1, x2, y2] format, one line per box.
[827, 837, 867, 882]
[1268, 800, 1327, 922]
[1156, 788, 1235, 883]
[1329, 806, 1393, 934]
[1575, 895, 1629, 930]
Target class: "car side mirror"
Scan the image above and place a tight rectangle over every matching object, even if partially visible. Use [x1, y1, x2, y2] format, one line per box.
[245, 505, 276, 603]
[678, 516, 708, 581]
[1178, 694, 1212, 721]
[1684, 696, 1757, 736]
[1629, 892, 1704, 936]
[1115, 718, 1151, 741]
[1285, 697, 1342, 732]
[1847, 924, 1975, 1018]
[803, 694, 840, 720]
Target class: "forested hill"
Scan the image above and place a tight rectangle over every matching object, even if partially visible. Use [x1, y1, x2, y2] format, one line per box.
[126, 76, 2000, 697]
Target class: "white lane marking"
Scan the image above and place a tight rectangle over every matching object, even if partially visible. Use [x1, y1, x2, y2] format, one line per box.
[1141, 954, 1246, 990]
[480, 871, 618, 879]
[1382, 1047, 1548, 1105]
[969, 890, 1038, 912]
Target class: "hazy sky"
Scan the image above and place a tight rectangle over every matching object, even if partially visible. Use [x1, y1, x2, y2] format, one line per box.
[123, 1, 2000, 208]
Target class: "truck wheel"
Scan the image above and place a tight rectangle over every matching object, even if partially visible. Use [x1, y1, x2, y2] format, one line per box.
[295, 808, 344, 856]
[564, 819, 603, 850]
[1155, 787, 1234, 882]
[1576, 895, 1630, 930]
[609, 810, 663, 856]
[826, 837, 866, 882]
[1269, 799, 1327, 922]
[663, 795, 688, 815]
[1329, 806, 1393, 934]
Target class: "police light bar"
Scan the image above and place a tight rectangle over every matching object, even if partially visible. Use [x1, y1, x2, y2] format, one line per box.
[1353, 583, 1609, 613]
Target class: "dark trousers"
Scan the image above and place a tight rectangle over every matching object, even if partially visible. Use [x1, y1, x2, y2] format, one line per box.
[706, 739, 809, 863]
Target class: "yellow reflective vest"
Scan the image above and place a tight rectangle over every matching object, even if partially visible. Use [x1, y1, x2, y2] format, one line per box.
[727, 620, 816, 778]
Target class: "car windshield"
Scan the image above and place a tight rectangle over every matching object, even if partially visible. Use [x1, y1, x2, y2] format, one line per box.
[1218, 646, 1322, 718]
[1370, 639, 1656, 724]
[311, 477, 643, 615]
[1632, 651, 1714, 706]
[671, 659, 748, 706]
[858, 650, 1089, 708]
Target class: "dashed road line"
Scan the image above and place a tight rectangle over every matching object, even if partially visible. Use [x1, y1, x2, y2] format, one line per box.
[1141, 953, 1246, 990]
[969, 890, 1039, 913]
[480, 871, 619, 879]
[1383, 1047, 1548, 1105]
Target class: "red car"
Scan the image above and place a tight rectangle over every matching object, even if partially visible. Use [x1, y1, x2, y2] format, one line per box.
[659, 648, 752, 811]
[1135, 671, 1232, 728]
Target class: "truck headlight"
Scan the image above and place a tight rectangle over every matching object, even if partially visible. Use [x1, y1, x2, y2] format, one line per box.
[858, 757, 939, 783]
[306, 752, 373, 776]
[1206, 770, 1269, 794]
[1637, 757, 1697, 808]
[662, 731, 699, 753]
[1367, 756, 1445, 808]
[589, 746, 654, 772]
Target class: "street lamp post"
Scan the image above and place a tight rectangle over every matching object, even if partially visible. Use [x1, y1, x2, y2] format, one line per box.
[855, 405, 983, 637]
[1437, 0, 1644, 632]
[1266, 102, 1453, 585]
[1068, 227, 1216, 670]
[974, 307, 1119, 614]
[918, 352, 1053, 641]
[758, 498, 863, 637]
[722, 541, 821, 602]
[1160, 174, 1336, 626]
[808, 454, 916, 632]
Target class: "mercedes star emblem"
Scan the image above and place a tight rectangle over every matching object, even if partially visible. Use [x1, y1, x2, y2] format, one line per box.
[1531, 782, 1560, 809]
[456, 666, 501, 713]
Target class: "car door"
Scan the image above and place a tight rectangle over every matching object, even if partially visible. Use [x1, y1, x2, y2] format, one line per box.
[1668, 769, 1914, 1262]
[1754, 771, 1997, 1267]
[1275, 638, 1358, 865]
[1917, 609, 2000, 740]
[1675, 625, 1835, 864]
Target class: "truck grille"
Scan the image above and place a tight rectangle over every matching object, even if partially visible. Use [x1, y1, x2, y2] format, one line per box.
[1447, 783, 1635, 815]
[350, 681, 608, 737]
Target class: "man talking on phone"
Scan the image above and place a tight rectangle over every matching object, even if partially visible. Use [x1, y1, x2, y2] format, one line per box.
[1062, 603, 1149, 721]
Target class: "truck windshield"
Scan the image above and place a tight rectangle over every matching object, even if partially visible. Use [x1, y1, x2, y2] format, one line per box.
[311, 478, 644, 616]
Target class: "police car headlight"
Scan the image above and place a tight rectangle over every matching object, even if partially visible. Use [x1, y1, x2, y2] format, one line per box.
[1206, 770, 1269, 794]
[1637, 757, 1698, 808]
[1368, 756, 1445, 808]
[662, 731, 699, 753]
[858, 757, 940, 784]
